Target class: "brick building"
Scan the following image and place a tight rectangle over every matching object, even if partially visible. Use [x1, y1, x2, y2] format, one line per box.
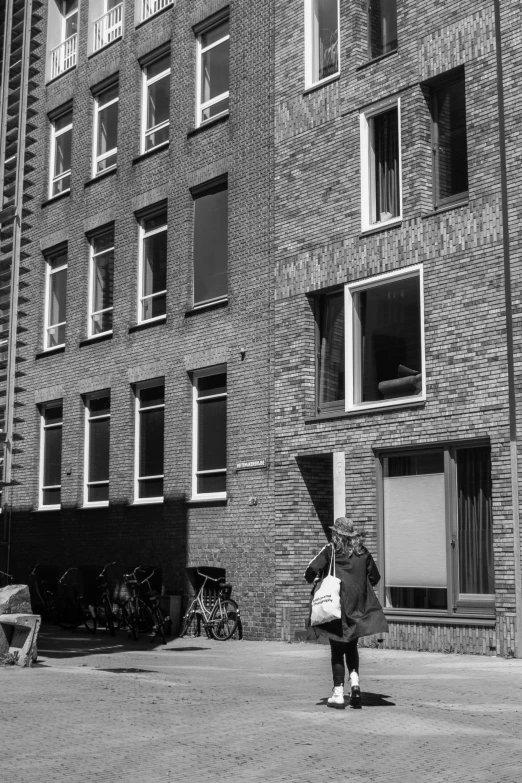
[2, 1, 522, 654]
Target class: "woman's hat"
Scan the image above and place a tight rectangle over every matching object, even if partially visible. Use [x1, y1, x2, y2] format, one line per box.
[330, 517, 356, 536]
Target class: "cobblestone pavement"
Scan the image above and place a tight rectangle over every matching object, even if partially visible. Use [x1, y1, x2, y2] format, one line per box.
[2, 626, 522, 783]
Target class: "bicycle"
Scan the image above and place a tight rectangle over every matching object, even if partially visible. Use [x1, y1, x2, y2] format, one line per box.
[57, 568, 97, 634]
[94, 562, 117, 636]
[180, 570, 239, 641]
[121, 567, 170, 643]
[136, 567, 171, 644]
[0, 570, 13, 588]
[29, 563, 61, 623]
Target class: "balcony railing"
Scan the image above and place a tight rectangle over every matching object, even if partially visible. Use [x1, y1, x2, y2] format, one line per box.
[142, 0, 173, 22]
[93, 3, 123, 52]
[50, 34, 78, 80]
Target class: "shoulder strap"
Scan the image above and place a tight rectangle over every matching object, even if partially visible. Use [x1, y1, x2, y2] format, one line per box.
[329, 544, 336, 576]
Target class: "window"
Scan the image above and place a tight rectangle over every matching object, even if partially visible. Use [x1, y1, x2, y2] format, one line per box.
[93, 83, 118, 175]
[196, 14, 230, 126]
[93, 1, 123, 53]
[142, 53, 170, 152]
[50, 1, 78, 79]
[44, 249, 68, 350]
[192, 178, 228, 306]
[360, 98, 401, 231]
[39, 403, 63, 509]
[88, 229, 114, 336]
[367, 0, 397, 60]
[50, 109, 73, 197]
[316, 290, 345, 412]
[432, 72, 468, 208]
[84, 393, 110, 506]
[135, 382, 164, 502]
[192, 369, 227, 500]
[381, 444, 495, 616]
[345, 266, 424, 411]
[138, 209, 167, 322]
[305, 0, 339, 88]
[141, 0, 173, 23]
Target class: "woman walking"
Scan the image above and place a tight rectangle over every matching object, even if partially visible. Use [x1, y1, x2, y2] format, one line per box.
[305, 517, 388, 709]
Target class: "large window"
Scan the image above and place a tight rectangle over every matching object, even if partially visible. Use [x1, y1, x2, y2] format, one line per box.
[93, 83, 118, 175]
[192, 179, 228, 306]
[360, 98, 401, 231]
[44, 249, 68, 350]
[84, 392, 110, 506]
[196, 14, 230, 126]
[382, 445, 495, 616]
[142, 0, 174, 23]
[192, 369, 227, 500]
[89, 229, 114, 337]
[345, 266, 424, 411]
[305, 0, 339, 88]
[135, 382, 164, 502]
[432, 72, 468, 209]
[50, 1, 78, 79]
[93, 1, 123, 53]
[142, 52, 170, 152]
[39, 403, 63, 509]
[49, 109, 73, 197]
[138, 209, 167, 322]
[367, 0, 397, 60]
[316, 291, 345, 412]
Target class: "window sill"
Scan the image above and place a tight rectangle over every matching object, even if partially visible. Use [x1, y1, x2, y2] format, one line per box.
[303, 73, 340, 95]
[35, 346, 65, 360]
[33, 506, 61, 513]
[186, 495, 227, 505]
[385, 612, 496, 627]
[46, 66, 76, 86]
[359, 219, 402, 238]
[135, 4, 174, 30]
[41, 191, 70, 208]
[187, 112, 229, 138]
[81, 502, 109, 510]
[422, 198, 469, 219]
[129, 499, 164, 506]
[356, 48, 398, 72]
[78, 332, 113, 347]
[88, 36, 122, 58]
[185, 298, 228, 317]
[132, 141, 169, 165]
[84, 167, 117, 188]
[128, 316, 166, 334]
[305, 398, 425, 423]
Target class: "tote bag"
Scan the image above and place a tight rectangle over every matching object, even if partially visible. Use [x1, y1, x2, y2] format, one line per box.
[310, 545, 342, 626]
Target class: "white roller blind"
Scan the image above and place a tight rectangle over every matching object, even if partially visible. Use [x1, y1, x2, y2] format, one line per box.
[384, 473, 447, 588]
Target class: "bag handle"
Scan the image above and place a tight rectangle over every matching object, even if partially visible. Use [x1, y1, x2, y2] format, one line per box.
[328, 543, 336, 577]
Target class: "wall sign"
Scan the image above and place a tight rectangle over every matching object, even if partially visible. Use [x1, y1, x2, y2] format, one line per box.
[236, 459, 267, 471]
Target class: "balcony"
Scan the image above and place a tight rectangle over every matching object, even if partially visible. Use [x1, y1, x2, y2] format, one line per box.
[93, 3, 123, 53]
[142, 0, 173, 22]
[50, 34, 78, 80]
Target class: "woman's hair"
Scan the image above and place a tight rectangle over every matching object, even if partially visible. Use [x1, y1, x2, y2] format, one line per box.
[331, 527, 366, 556]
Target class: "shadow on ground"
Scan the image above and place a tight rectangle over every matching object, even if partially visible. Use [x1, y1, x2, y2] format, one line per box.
[316, 692, 396, 708]
[36, 623, 180, 660]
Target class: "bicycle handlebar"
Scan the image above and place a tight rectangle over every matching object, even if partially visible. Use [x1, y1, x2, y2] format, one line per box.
[0, 570, 13, 581]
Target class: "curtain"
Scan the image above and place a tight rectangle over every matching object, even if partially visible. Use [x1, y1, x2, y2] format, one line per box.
[457, 447, 495, 595]
[374, 109, 399, 222]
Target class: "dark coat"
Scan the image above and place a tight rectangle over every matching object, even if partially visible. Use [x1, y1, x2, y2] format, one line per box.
[305, 544, 389, 643]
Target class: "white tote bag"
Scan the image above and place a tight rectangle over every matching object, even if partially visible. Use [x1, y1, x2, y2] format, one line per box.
[310, 545, 342, 626]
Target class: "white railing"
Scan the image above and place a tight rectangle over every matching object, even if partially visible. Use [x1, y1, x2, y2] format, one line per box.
[142, 0, 173, 22]
[50, 34, 78, 79]
[93, 4, 123, 52]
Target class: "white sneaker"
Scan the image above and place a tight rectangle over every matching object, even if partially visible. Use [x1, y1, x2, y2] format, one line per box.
[349, 673, 361, 708]
[327, 684, 345, 709]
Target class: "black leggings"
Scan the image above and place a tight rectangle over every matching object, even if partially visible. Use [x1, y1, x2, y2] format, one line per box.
[329, 639, 359, 686]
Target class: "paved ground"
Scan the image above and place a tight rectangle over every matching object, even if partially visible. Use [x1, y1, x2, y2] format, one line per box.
[2, 626, 522, 783]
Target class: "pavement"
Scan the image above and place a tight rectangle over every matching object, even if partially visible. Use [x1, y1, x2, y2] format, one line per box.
[2, 625, 522, 783]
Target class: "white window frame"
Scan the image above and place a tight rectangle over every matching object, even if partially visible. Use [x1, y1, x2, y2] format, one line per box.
[345, 264, 425, 413]
[137, 210, 167, 324]
[360, 96, 402, 233]
[88, 229, 114, 338]
[304, 0, 340, 90]
[191, 366, 227, 501]
[134, 379, 165, 504]
[195, 16, 230, 128]
[92, 84, 119, 176]
[141, 54, 171, 154]
[39, 402, 63, 510]
[61, 0, 78, 41]
[83, 391, 111, 508]
[44, 251, 68, 351]
[49, 111, 73, 199]
[141, 0, 174, 23]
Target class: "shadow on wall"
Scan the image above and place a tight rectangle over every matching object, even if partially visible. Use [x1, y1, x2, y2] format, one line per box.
[296, 453, 334, 540]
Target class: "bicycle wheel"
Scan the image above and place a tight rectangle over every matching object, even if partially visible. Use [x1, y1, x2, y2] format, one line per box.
[179, 601, 200, 638]
[137, 600, 154, 633]
[97, 596, 115, 636]
[122, 603, 139, 641]
[153, 606, 167, 644]
[210, 599, 239, 641]
[82, 602, 97, 634]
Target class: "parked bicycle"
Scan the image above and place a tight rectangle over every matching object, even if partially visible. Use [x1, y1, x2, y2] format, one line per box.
[56, 568, 97, 634]
[29, 563, 61, 622]
[0, 570, 13, 588]
[180, 569, 239, 641]
[121, 566, 170, 643]
[93, 562, 117, 636]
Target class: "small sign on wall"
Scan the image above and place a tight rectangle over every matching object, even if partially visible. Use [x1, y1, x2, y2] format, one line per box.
[236, 459, 267, 472]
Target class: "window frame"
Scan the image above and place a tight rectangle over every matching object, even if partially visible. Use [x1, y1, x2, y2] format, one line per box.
[49, 108, 73, 199]
[191, 176, 228, 308]
[304, 0, 340, 90]
[195, 11, 230, 128]
[88, 226, 114, 338]
[141, 0, 174, 24]
[83, 390, 111, 508]
[366, 0, 398, 61]
[43, 248, 68, 351]
[345, 264, 425, 413]
[360, 96, 402, 233]
[191, 366, 227, 502]
[376, 439, 496, 620]
[134, 379, 165, 504]
[141, 51, 171, 154]
[61, 0, 78, 42]
[39, 401, 63, 510]
[315, 289, 345, 414]
[431, 70, 469, 211]
[137, 207, 168, 324]
[92, 82, 119, 176]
